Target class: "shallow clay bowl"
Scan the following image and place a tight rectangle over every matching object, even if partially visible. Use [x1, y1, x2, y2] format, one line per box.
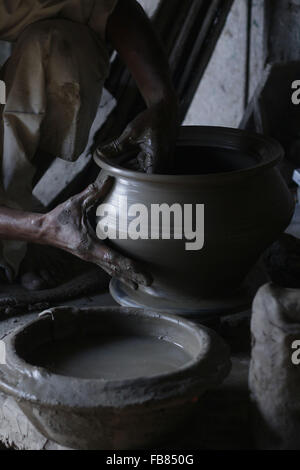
[0, 307, 231, 450]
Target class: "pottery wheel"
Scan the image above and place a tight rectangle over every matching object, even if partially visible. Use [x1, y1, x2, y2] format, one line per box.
[110, 278, 251, 320]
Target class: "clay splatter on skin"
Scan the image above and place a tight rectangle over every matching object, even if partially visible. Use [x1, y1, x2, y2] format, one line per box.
[57, 208, 72, 226]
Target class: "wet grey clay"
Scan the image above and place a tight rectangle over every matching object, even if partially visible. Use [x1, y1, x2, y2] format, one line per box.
[250, 284, 300, 450]
[94, 126, 294, 313]
[0, 307, 231, 450]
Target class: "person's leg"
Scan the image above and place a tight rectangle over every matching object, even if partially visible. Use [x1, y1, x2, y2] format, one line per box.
[0, 20, 106, 288]
[0, 27, 47, 282]
[37, 19, 108, 161]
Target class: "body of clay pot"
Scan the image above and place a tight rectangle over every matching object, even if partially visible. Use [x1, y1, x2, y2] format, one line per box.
[94, 127, 294, 311]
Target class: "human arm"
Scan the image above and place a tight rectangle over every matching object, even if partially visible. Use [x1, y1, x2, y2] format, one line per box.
[97, 0, 179, 173]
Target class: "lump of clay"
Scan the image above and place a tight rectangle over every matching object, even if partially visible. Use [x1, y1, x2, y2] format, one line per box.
[249, 283, 300, 449]
[263, 233, 300, 288]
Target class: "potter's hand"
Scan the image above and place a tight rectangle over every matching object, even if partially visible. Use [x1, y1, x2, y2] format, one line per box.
[44, 178, 152, 290]
[97, 100, 179, 174]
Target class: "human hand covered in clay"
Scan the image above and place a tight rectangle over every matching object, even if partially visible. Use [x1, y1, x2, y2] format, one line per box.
[93, 0, 179, 174]
[44, 177, 152, 290]
[97, 100, 178, 174]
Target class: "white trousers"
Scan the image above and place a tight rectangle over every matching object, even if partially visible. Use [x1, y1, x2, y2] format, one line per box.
[0, 19, 107, 279]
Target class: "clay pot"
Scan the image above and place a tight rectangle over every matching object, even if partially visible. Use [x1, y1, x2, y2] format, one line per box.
[94, 126, 294, 315]
[0, 307, 230, 450]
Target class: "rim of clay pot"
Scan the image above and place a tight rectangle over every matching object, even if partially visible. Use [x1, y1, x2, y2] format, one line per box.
[0, 307, 230, 410]
[94, 126, 283, 184]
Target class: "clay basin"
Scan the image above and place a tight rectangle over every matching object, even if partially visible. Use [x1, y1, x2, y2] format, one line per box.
[94, 126, 294, 315]
[0, 307, 230, 450]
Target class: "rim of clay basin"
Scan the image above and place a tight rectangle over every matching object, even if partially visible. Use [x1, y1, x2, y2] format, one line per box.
[94, 126, 283, 185]
[0, 307, 231, 409]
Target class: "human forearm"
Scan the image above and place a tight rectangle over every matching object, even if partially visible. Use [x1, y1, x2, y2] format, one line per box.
[106, 0, 177, 108]
[0, 183, 151, 288]
[98, 0, 178, 173]
[0, 206, 48, 244]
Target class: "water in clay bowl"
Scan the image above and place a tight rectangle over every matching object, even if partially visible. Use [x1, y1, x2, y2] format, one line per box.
[0, 307, 231, 450]
[94, 126, 294, 317]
